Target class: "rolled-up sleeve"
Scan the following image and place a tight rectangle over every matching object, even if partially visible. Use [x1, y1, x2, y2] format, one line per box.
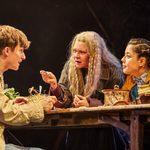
[0, 93, 44, 126]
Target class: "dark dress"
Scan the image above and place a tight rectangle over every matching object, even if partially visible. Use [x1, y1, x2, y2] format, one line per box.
[51, 61, 126, 150]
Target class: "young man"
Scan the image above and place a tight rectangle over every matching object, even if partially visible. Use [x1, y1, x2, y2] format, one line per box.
[0, 25, 55, 150]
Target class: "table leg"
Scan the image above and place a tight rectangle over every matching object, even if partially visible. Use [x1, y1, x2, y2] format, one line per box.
[130, 114, 143, 150]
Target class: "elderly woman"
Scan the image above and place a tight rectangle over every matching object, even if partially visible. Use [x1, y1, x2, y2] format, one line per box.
[41, 31, 123, 108]
[41, 31, 125, 150]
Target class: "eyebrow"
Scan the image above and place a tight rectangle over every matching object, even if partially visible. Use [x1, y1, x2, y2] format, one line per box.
[125, 51, 131, 54]
[73, 49, 87, 52]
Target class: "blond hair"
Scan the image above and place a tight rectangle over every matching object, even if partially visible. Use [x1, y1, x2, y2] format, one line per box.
[0, 25, 30, 54]
[68, 31, 120, 97]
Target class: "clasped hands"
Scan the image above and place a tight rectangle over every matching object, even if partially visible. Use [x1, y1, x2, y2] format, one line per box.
[73, 95, 89, 108]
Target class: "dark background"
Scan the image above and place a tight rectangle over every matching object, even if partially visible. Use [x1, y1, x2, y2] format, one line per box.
[1, 0, 150, 149]
[1, 0, 150, 95]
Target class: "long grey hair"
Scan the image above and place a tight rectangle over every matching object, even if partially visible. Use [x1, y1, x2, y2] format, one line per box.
[68, 31, 120, 97]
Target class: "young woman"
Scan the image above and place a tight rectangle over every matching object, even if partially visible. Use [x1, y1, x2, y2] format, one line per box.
[121, 38, 150, 102]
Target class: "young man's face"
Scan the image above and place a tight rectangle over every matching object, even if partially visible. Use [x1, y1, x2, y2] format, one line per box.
[72, 41, 89, 69]
[5, 45, 26, 71]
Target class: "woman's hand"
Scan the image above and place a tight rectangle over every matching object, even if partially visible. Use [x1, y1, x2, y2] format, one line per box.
[40, 70, 57, 89]
[73, 95, 89, 108]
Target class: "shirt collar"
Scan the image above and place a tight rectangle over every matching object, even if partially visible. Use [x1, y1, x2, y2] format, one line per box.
[132, 72, 148, 85]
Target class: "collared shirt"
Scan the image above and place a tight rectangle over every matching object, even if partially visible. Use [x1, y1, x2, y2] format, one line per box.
[132, 72, 148, 85]
[131, 72, 148, 101]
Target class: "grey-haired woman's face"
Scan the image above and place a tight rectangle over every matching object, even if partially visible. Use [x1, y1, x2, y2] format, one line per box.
[72, 41, 89, 69]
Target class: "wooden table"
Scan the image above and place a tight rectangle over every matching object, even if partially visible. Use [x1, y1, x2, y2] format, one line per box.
[7, 104, 150, 150]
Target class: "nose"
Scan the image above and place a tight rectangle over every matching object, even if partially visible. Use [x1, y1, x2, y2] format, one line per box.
[121, 56, 125, 62]
[22, 52, 26, 60]
[74, 51, 80, 58]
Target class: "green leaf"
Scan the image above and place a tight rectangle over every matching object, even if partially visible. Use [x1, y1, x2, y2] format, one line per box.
[4, 88, 20, 100]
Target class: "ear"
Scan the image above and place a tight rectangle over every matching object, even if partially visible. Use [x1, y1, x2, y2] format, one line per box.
[2, 47, 10, 56]
[138, 57, 147, 67]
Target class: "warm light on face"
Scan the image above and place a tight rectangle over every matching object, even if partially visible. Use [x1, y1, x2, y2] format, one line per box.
[6, 45, 26, 71]
[72, 41, 89, 69]
[121, 45, 144, 77]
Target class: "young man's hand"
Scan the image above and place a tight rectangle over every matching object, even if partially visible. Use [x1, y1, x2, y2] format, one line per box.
[42, 96, 57, 112]
[13, 97, 28, 105]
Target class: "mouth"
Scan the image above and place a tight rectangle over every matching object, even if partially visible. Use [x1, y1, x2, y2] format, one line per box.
[75, 60, 81, 64]
[18, 62, 21, 65]
[18, 60, 23, 64]
[17, 61, 22, 67]
[122, 64, 126, 69]
[122, 66, 128, 73]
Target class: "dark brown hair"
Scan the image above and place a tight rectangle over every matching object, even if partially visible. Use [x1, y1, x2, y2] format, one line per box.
[128, 38, 150, 67]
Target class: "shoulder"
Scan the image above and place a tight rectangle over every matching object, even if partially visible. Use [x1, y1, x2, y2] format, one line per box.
[62, 61, 70, 69]
[100, 63, 110, 80]
[146, 70, 150, 83]
[101, 62, 123, 79]
[122, 75, 135, 90]
[102, 61, 122, 71]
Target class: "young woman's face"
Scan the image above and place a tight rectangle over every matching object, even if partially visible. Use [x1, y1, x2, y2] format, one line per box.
[72, 41, 89, 69]
[121, 45, 144, 76]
